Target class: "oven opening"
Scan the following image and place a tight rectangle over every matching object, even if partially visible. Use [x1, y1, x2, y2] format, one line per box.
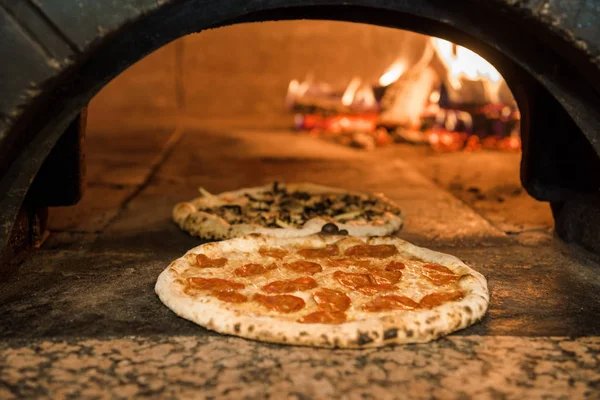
[71, 21, 551, 250]
[1, 17, 599, 395]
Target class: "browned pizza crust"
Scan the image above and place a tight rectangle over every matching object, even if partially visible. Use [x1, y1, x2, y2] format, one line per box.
[155, 234, 489, 348]
[172, 183, 403, 240]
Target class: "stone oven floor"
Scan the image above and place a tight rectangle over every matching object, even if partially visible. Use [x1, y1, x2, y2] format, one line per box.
[1, 115, 599, 398]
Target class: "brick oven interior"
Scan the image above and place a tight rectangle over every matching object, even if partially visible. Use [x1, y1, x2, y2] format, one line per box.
[2, 18, 600, 398]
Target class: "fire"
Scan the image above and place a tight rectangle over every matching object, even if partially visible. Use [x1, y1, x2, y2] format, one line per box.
[432, 38, 501, 86]
[379, 61, 406, 86]
[341, 77, 362, 106]
[286, 34, 520, 153]
[341, 77, 377, 109]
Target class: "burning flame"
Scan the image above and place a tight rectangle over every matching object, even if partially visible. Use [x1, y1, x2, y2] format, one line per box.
[285, 77, 312, 108]
[342, 77, 362, 106]
[432, 38, 501, 85]
[341, 77, 376, 109]
[379, 62, 406, 86]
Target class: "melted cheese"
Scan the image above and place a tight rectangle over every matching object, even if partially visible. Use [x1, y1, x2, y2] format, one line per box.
[174, 243, 463, 323]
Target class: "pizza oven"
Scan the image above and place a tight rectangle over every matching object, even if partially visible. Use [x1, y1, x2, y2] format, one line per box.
[1, 1, 600, 398]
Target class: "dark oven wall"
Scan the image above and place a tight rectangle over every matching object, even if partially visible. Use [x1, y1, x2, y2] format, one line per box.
[1, 0, 600, 255]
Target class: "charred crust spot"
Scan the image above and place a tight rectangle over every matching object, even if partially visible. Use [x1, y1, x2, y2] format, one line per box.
[426, 316, 440, 324]
[299, 331, 309, 337]
[321, 334, 332, 346]
[427, 328, 436, 336]
[406, 329, 414, 338]
[234, 323, 241, 333]
[333, 338, 341, 348]
[249, 233, 262, 237]
[464, 306, 473, 314]
[357, 332, 374, 346]
[384, 328, 398, 340]
[248, 325, 254, 332]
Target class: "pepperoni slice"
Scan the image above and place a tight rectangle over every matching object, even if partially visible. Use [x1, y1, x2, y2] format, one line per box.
[344, 244, 398, 258]
[313, 288, 351, 312]
[195, 254, 228, 268]
[187, 277, 245, 291]
[386, 261, 406, 271]
[370, 270, 403, 285]
[259, 246, 288, 259]
[234, 263, 277, 277]
[211, 290, 247, 303]
[298, 311, 347, 324]
[297, 244, 340, 258]
[263, 277, 318, 294]
[283, 260, 323, 275]
[326, 258, 374, 269]
[421, 264, 460, 286]
[333, 271, 397, 295]
[254, 294, 305, 313]
[363, 295, 420, 312]
[333, 271, 371, 289]
[420, 291, 464, 308]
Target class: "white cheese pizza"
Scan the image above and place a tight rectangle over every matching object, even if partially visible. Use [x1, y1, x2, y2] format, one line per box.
[155, 233, 489, 348]
[172, 182, 403, 240]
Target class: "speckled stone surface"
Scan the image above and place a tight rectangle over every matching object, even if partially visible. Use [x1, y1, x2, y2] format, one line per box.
[1, 336, 599, 399]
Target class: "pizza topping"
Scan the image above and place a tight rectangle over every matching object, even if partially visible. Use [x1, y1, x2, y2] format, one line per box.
[258, 246, 288, 259]
[187, 182, 405, 233]
[370, 270, 403, 285]
[333, 271, 397, 295]
[297, 244, 340, 258]
[355, 284, 397, 295]
[363, 295, 420, 312]
[234, 262, 277, 277]
[420, 291, 464, 308]
[326, 257, 373, 269]
[386, 261, 406, 271]
[254, 294, 306, 313]
[211, 290, 247, 303]
[344, 244, 398, 258]
[421, 264, 460, 286]
[263, 277, 318, 293]
[283, 260, 323, 275]
[320, 222, 340, 234]
[195, 254, 228, 268]
[188, 277, 245, 291]
[298, 311, 347, 324]
[313, 288, 351, 312]
[334, 271, 371, 288]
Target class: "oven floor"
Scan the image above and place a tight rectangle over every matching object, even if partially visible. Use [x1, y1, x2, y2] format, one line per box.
[1, 118, 599, 398]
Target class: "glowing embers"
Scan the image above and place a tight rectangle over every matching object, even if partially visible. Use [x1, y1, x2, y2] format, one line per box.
[285, 33, 520, 152]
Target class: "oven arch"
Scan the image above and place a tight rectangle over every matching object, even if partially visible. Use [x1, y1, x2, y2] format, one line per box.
[1, 0, 599, 254]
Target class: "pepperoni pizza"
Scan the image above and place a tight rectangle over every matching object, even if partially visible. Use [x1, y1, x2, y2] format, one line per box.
[156, 233, 489, 348]
[172, 182, 403, 240]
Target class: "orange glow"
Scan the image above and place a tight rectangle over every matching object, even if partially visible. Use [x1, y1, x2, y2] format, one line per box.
[378, 61, 406, 86]
[432, 38, 501, 88]
[342, 77, 362, 106]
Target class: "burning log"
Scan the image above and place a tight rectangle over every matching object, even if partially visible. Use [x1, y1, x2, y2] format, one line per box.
[285, 35, 521, 152]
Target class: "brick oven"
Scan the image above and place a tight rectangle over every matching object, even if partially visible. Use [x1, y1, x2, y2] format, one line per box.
[1, 1, 599, 398]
